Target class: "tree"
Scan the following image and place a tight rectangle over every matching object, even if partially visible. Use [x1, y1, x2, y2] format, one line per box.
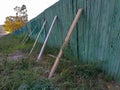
[14, 5, 28, 22]
[14, 5, 27, 15]
[4, 5, 28, 32]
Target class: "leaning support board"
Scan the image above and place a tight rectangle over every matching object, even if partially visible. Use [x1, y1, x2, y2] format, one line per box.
[29, 20, 46, 55]
[23, 25, 37, 44]
[48, 9, 83, 78]
[22, 27, 31, 43]
[22, 32, 29, 43]
[22, 24, 32, 43]
[37, 16, 57, 62]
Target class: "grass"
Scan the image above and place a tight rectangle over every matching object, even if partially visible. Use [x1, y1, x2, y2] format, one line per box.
[0, 34, 117, 90]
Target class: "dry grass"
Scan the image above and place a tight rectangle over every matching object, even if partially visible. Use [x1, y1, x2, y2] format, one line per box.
[0, 34, 120, 90]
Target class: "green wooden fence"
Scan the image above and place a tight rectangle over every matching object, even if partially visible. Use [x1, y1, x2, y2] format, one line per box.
[15, 0, 120, 81]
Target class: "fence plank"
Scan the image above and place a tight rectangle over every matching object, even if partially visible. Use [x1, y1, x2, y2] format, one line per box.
[14, 0, 120, 81]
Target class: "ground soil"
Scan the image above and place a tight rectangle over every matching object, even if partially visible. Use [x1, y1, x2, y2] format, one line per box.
[0, 25, 120, 90]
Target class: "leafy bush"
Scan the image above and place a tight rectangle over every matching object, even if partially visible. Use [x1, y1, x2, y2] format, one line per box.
[4, 16, 25, 32]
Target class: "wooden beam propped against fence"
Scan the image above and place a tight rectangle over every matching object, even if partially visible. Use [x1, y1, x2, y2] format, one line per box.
[23, 25, 37, 44]
[37, 16, 57, 62]
[48, 8, 83, 79]
[29, 20, 46, 55]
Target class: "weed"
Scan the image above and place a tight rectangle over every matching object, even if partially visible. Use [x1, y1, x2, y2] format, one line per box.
[0, 34, 117, 90]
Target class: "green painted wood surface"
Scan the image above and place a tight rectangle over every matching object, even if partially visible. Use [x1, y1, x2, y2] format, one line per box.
[16, 0, 120, 81]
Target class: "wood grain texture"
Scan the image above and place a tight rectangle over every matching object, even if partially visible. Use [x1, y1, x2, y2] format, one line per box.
[14, 0, 120, 81]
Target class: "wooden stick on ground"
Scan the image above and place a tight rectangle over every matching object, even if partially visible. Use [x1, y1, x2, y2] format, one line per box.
[48, 8, 83, 78]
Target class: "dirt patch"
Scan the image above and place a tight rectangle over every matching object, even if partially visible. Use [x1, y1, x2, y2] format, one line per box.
[7, 51, 27, 61]
[107, 81, 120, 90]
[0, 57, 3, 61]
[0, 51, 27, 61]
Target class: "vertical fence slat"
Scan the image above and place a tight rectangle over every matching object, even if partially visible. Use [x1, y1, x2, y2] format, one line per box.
[14, 0, 120, 81]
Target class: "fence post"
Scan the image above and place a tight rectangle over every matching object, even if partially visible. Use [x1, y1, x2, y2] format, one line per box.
[48, 9, 83, 78]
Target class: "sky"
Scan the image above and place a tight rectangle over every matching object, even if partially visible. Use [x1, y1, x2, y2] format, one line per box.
[0, 0, 59, 25]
